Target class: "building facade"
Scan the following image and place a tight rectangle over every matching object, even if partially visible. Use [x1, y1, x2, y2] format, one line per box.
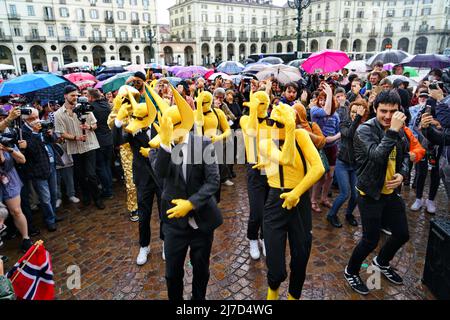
[168, 0, 450, 65]
[0, 0, 159, 73]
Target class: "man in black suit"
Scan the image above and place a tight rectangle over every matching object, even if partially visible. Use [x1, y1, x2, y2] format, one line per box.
[150, 88, 222, 300]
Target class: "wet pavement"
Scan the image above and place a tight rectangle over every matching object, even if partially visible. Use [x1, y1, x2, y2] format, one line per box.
[1, 165, 447, 300]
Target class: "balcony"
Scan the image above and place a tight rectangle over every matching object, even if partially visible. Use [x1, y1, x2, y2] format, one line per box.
[44, 15, 56, 22]
[116, 36, 132, 43]
[369, 31, 378, 37]
[261, 37, 270, 42]
[25, 35, 47, 42]
[401, 26, 410, 32]
[0, 35, 12, 42]
[214, 36, 224, 41]
[384, 30, 394, 37]
[227, 36, 237, 42]
[7, 13, 20, 20]
[239, 36, 248, 42]
[200, 36, 211, 41]
[131, 19, 140, 25]
[416, 28, 447, 35]
[89, 36, 106, 43]
[355, 28, 363, 33]
[104, 17, 114, 24]
[250, 36, 259, 42]
[58, 36, 78, 42]
[341, 32, 350, 38]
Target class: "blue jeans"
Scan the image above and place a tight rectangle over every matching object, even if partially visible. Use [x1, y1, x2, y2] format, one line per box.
[32, 165, 57, 226]
[57, 166, 75, 199]
[96, 145, 113, 197]
[327, 159, 358, 218]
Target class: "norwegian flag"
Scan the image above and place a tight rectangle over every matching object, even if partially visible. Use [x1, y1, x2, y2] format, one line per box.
[6, 241, 55, 300]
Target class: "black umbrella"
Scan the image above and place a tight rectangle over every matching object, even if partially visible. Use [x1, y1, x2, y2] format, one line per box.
[366, 50, 411, 67]
[97, 66, 126, 75]
[400, 54, 450, 69]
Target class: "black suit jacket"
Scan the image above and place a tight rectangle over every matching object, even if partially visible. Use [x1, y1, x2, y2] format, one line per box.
[152, 133, 222, 234]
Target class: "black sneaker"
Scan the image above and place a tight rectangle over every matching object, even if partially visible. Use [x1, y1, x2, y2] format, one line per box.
[345, 214, 358, 227]
[55, 215, 64, 222]
[29, 227, 40, 237]
[129, 210, 139, 222]
[47, 224, 57, 232]
[372, 256, 403, 285]
[94, 199, 106, 210]
[21, 238, 33, 253]
[327, 215, 342, 228]
[344, 266, 369, 295]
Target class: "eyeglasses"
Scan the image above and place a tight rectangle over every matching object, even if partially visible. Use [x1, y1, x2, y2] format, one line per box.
[265, 118, 285, 128]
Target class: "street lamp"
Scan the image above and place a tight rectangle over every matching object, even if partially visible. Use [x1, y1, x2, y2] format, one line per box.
[288, 0, 311, 53]
[147, 24, 157, 63]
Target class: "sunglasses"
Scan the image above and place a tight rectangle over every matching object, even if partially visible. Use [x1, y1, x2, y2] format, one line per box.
[131, 114, 148, 121]
[265, 119, 285, 128]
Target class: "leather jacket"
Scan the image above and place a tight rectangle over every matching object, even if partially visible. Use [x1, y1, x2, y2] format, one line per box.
[353, 117, 409, 200]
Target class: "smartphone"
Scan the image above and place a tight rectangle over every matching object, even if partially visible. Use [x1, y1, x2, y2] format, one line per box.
[424, 105, 432, 115]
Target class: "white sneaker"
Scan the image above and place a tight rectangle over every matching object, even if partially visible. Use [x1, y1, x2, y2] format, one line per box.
[249, 240, 260, 260]
[425, 199, 436, 214]
[223, 180, 234, 186]
[69, 196, 80, 204]
[162, 242, 165, 261]
[136, 246, 150, 266]
[56, 199, 62, 208]
[410, 198, 423, 211]
[259, 239, 266, 257]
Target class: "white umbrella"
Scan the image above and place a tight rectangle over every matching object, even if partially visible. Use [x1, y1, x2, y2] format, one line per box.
[208, 72, 232, 81]
[256, 64, 301, 84]
[124, 64, 146, 74]
[62, 61, 93, 69]
[0, 64, 16, 71]
[387, 75, 419, 88]
[344, 60, 369, 74]
[102, 60, 131, 67]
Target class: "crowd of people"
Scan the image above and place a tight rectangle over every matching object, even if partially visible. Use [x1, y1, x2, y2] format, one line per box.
[0, 60, 449, 300]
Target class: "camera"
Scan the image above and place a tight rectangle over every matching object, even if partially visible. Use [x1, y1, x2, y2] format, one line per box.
[0, 131, 18, 148]
[73, 96, 94, 118]
[19, 107, 33, 116]
[39, 120, 54, 132]
[429, 81, 443, 90]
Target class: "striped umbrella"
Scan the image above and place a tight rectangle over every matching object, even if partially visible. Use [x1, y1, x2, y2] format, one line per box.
[216, 61, 245, 75]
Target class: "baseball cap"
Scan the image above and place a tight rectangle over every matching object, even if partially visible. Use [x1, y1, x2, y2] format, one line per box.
[64, 85, 78, 94]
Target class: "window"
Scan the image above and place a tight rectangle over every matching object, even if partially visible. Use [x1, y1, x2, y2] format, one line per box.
[90, 0, 97, 5]
[228, 16, 233, 23]
[60, 7, 69, 18]
[27, 6, 35, 16]
[215, 15, 221, 23]
[80, 26, 85, 37]
[422, 8, 431, 15]
[90, 9, 98, 19]
[344, 1, 351, 5]
[31, 27, 39, 37]
[404, 9, 413, 16]
[143, 0, 149, 9]
[9, 4, 17, 15]
[241, 16, 245, 23]
[423, 0, 432, 3]
[175, 18, 179, 26]
[386, 9, 395, 17]
[202, 14, 207, 22]
[316, 13, 321, 20]
[117, 0, 124, 8]
[103, 0, 112, 2]
[201, 4, 207, 9]
[357, 10, 364, 18]
[13, 26, 21, 37]
[131, 12, 138, 21]
[130, 0, 137, 5]
[188, 15, 191, 23]
[118, 11, 125, 20]
[143, 13, 149, 22]
[404, 0, 414, 4]
[358, 1, 365, 5]
[263, 17, 267, 25]
[387, 1, 396, 5]
[132, 28, 139, 38]
[105, 10, 113, 19]
[107, 28, 114, 38]
[252, 17, 256, 24]
[92, 28, 101, 38]
[44, 7, 54, 19]
[344, 10, 350, 18]
[180, 17, 184, 24]
[77, 8, 85, 21]
[47, 26, 55, 37]
[373, 10, 378, 18]
[63, 26, 70, 37]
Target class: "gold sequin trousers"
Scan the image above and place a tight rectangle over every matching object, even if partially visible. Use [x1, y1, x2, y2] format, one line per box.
[119, 143, 138, 212]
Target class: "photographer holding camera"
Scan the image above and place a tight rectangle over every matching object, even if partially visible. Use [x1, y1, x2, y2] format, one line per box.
[21, 108, 61, 232]
[54, 85, 104, 210]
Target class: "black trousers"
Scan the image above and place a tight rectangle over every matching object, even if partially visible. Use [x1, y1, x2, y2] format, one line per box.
[263, 188, 312, 299]
[246, 165, 270, 240]
[72, 150, 101, 202]
[163, 223, 214, 300]
[137, 180, 162, 247]
[347, 193, 410, 275]
[415, 156, 440, 201]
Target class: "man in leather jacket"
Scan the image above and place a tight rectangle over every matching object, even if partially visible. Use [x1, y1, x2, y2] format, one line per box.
[344, 90, 410, 295]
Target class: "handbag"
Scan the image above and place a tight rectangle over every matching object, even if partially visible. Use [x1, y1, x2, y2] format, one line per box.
[318, 148, 330, 173]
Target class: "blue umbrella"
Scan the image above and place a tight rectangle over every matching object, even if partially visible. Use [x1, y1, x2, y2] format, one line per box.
[216, 61, 245, 75]
[0, 72, 70, 96]
[165, 77, 182, 86]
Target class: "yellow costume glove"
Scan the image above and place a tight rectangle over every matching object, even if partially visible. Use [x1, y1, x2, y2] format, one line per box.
[167, 199, 194, 219]
[139, 147, 150, 158]
[280, 190, 300, 210]
[159, 115, 173, 146]
[117, 104, 131, 122]
[252, 162, 265, 170]
[210, 135, 222, 143]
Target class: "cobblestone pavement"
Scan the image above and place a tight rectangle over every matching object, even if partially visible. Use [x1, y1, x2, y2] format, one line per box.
[1, 165, 447, 300]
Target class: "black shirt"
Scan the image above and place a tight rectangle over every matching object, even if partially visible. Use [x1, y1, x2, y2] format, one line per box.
[91, 99, 113, 147]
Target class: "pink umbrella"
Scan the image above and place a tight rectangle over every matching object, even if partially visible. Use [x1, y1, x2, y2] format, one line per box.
[383, 63, 395, 71]
[74, 80, 96, 90]
[94, 80, 104, 89]
[64, 72, 96, 83]
[125, 64, 146, 74]
[302, 50, 351, 74]
[203, 69, 215, 80]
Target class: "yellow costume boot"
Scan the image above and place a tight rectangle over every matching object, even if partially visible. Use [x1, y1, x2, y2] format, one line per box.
[267, 288, 279, 300]
[287, 293, 298, 300]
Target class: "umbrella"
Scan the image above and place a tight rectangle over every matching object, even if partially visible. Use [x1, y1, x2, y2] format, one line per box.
[345, 60, 369, 74]
[403, 66, 419, 77]
[145, 62, 164, 69]
[125, 64, 146, 74]
[216, 61, 245, 75]
[168, 65, 184, 74]
[230, 74, 242, 86]
[0, 72, 70, 96]
[387, 75, 419, 88]
[208, 72, 232, 81]
[302, 50, 351, 74]
[287, 59, 306, 68]
[399, 54, 450, 69]
[243, 62, 271, 74]
[203, 69, 215, 80]
[101, 71, 134, 93]
[366, 50, 411, 67]
[243, 58, 256, 65]
[94, 80, 104, 89]
[165, 77, 182, 86]
[64, 72, 97, 83]
[256, 64, 302, 84]
[258, 57, 284, 65]
[62, 62, 93, 70]
[97, 66, 126, 75]
[102, 60, 131, 67]
[74, 80, 96, 90]
[176, 66, 208, 79]
[383, 63, 395, 71]
[0, 64, 16, 71]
